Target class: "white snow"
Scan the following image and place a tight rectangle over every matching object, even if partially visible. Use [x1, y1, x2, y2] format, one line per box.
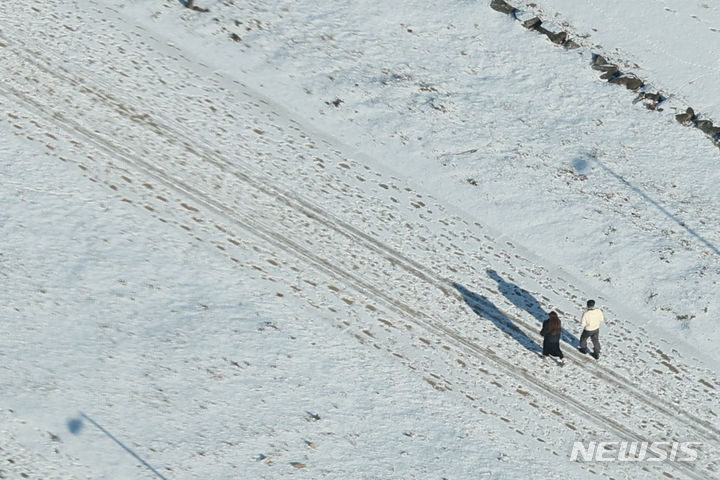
[1, 0, 719, 478]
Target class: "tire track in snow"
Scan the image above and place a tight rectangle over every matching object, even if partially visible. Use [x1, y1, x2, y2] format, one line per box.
[0, 27, 717, 480]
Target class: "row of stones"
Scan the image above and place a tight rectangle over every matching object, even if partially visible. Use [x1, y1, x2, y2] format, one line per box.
[490, 0, 720, 147]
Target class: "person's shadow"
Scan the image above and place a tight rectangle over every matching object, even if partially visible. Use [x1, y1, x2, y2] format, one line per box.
[453, 282, 542, 355]
[486, 269, 580, 348]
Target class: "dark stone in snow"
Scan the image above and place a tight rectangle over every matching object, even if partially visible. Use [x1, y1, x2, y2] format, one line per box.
[608, 75, 643, 91]
[641, 92, 663, 103]
[546, 31, 567, 45]
[696, 120, 720, 137]
[536, 25, 553, 37]
[591, 54, 617, 72]
[179, 0, 209, 12]
[599, 67, 620, 80]
[523, 17, 542, 30]
[675, 107, 696, 124]
[623, 77, 644, 90]
[634, 92, 665, 110]
[490, 0, 517, 15]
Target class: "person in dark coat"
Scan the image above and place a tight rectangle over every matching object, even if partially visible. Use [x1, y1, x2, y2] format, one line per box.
[540, 311, 565, 365]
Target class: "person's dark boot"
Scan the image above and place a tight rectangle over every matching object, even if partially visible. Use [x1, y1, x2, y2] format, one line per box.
[591, 351, 600, 360]
[578, 347, 588, 354]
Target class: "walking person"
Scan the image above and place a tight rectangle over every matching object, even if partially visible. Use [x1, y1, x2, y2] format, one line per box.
[540, 311, 565, 365]
[579, 299, 604, 359]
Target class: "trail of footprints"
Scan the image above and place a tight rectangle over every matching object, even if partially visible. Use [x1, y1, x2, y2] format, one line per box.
[7, 31, 720, 436]
[4, 100, 629, 476]
[7, 129, 699, 477]
[4, 69, 716, 480]
[2, 3, 720, 476]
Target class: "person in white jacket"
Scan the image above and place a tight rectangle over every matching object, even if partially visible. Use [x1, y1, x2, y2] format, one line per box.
[579, 299, 604, 359]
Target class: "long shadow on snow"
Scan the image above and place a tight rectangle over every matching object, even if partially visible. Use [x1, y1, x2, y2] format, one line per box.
[486, 269, 580, 348]
[72, 412, 168, 480]
[453, 282, 541, 355]
[587, 156, 720, 257]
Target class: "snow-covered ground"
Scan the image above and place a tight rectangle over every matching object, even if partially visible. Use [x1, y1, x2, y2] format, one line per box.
[124, 0, 720, 350]
[1, 0, 719, 478]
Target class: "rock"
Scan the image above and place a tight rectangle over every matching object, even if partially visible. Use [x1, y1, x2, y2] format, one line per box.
[608, 75, 643, 91]
[634, 92, 665, 110]
[641, 92, 663, 103]
[591, 54, 607, 69]
[546, 31, 567, 45]
[306, 411, 321, 421]
[535, 24, 552, 37]
[523, 17, 542, 30]
[599, 67, 619, 80]
[675, 107, 695, 124]
[490, 0, 517, 15]
[623, 77, 644, 91]
[591, 54, 617, 72]
[181, 0, 209, 11]
[592, 56, 643, 89]
[695, 120, 720, 137]
[518, 15, 568, 46]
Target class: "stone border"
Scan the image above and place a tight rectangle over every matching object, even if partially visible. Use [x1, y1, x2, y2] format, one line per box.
[490, 0, 720, 149]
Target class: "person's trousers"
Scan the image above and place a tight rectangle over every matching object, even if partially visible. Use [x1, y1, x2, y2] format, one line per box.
[580, 328, 600, 355]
